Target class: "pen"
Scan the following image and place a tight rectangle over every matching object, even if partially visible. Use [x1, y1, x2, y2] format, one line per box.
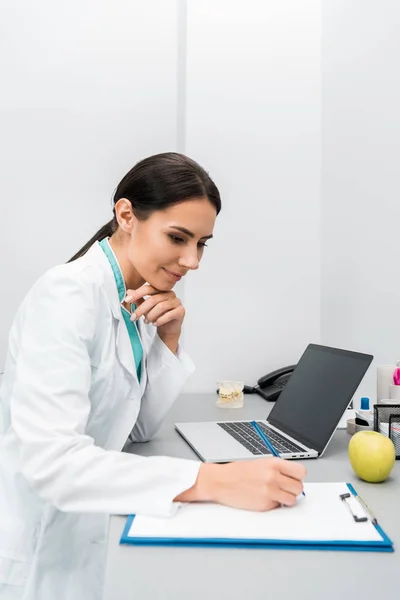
[250, 421, 306, 497]
[357, 494, 378, 525]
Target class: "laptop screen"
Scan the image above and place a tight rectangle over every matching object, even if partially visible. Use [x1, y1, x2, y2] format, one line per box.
[268, 344, 373, 454]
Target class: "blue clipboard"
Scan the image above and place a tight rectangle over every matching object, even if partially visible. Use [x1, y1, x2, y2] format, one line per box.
[120, 483, 394, 552]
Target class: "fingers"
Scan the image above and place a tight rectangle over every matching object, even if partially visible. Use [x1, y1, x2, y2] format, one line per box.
[277, 472, 304, 498]
[154, 305, 185, 327]
[274, 457, 307, 481]
[143, 298, 181, 325]
[264, 500, 280, 511]
[126, 296, 145, 308]
[124, 285, 164, 303]
[274, 489, 298, 507]
[264, 458, 306, 507]
[131, 296, 179, 323]
[123, 287, 181, 325]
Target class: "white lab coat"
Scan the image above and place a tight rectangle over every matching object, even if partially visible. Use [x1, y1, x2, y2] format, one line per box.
[0, 242, 200, 600]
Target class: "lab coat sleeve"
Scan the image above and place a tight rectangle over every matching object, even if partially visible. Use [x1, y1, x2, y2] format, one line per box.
[10, 267, 200, 518]
[129, 334, 195, 442]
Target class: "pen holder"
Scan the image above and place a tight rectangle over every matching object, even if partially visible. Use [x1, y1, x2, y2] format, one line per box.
[373, 404, 400, 459]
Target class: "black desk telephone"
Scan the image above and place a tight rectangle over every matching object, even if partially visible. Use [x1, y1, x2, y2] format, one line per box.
[244, 365, 296, 402]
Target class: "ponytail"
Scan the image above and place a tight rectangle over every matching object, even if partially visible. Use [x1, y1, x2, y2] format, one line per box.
[67, 218, 117, 263]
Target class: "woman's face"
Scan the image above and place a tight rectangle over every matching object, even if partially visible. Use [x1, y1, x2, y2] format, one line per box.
[127, 197, 217, 291]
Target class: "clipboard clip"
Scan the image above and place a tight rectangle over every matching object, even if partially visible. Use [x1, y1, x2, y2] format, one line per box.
[340, 493, 368, 523]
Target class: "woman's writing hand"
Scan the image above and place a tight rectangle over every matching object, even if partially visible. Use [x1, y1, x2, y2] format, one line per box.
[176, 457, 307, 511]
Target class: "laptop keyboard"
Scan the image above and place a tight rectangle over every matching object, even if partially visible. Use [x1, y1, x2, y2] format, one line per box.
[217, 421, 304, 456]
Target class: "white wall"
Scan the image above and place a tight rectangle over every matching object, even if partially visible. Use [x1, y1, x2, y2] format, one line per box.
[0, 0, 179, 368]
[321, 1, 400, 401]
[0, 1, 322, 390]
[183, 1, 322, 391]
[2, 1, 396, 399]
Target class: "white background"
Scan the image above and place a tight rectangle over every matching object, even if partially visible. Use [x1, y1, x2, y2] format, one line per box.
[0, 0, 179, 363]
[321, 0, 400, 399]
[183, 1, 321, 391]
[1, 1, 399, 403]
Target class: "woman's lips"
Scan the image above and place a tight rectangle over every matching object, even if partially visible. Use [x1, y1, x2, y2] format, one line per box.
[162, 268, 183, 281]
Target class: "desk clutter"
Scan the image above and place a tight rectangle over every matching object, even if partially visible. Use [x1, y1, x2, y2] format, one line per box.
[344, 362, 400, 483]
[347, 362, 400, 443]
[374, 362, 400, 458]
[346, 396, 374, 435]
[120, 482, 393, 553]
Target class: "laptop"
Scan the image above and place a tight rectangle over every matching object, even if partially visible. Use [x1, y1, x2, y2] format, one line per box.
[175, 344, 373, 463]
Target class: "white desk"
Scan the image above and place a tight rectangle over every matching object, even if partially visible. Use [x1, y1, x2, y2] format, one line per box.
[103, 393, 399, 600]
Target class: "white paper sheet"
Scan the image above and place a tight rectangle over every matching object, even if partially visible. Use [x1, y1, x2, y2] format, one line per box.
[127, 482, 382, 543]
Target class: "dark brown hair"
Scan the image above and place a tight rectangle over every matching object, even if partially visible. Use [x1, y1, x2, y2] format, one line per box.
[68, 152, 221, 262]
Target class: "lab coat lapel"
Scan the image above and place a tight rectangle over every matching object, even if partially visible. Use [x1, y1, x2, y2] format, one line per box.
[107, 319, 148, 451]
[86, 243, 137, 380]
[115, 318, 137, 380]
[136, 319, 148, 395]
[116, 318, 148, 393]
[85, 242, 148, 391]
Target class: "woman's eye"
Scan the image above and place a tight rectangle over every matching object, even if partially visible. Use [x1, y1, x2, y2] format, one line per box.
[169, 234, 208, 248]
[169, 235, 185, 244]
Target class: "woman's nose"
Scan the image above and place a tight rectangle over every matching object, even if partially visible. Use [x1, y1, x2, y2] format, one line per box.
[178, 248, 200, 271]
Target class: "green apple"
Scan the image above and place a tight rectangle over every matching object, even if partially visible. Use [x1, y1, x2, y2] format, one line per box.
[348, 431, 396, 483]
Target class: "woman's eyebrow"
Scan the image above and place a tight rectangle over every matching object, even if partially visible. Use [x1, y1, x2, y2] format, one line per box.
[169, 226, 213, 240]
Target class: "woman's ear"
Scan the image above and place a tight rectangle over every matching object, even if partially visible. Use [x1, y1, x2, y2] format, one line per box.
[114, 198, 137, 233]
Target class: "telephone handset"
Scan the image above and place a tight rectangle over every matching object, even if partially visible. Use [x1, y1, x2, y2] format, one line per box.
[243, 365, 296, 402]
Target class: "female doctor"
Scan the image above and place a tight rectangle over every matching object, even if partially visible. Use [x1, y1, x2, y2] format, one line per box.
[0, 152, 306, 600]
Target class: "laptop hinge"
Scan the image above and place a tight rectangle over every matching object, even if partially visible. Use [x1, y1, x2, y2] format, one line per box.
[267, 418, 319, 453]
